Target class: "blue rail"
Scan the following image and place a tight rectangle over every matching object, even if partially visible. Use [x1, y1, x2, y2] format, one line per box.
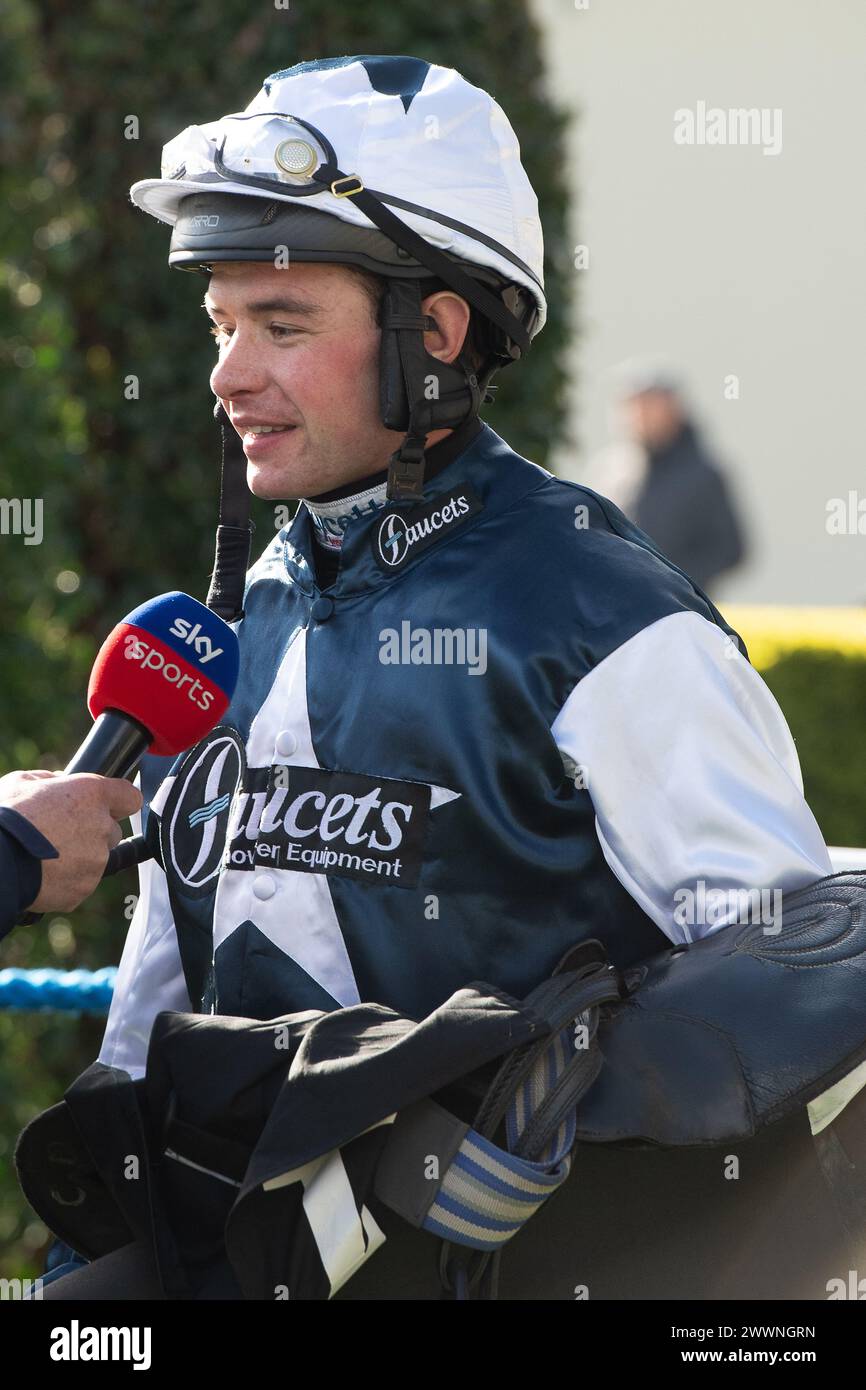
[0, 967, 117, 1014]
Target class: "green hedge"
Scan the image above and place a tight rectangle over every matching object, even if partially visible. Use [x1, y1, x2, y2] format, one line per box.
[725, 606, 866, 849]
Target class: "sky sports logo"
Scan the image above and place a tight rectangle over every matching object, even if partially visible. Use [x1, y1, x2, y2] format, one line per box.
[122, 634, 216, 712]
[166, 617, 224, 663]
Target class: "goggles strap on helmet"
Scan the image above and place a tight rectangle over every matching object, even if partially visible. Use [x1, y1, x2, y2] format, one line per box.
[308, 161, 531, 359]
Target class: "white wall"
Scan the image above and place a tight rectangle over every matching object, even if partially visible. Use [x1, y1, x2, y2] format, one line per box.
[529, 0, 866, 604]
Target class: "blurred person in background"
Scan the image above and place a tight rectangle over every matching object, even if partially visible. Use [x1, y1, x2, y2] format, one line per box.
[590, 361, 747, 595]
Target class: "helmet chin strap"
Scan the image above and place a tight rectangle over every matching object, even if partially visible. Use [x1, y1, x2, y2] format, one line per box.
[379, 278, 483, 501]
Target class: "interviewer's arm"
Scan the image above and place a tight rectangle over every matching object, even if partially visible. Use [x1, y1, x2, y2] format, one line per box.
[0, 810, 58, 942]
[0, 770, 142, 932]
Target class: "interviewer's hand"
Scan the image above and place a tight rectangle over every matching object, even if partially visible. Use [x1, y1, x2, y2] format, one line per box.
[0, 770, 143, 912]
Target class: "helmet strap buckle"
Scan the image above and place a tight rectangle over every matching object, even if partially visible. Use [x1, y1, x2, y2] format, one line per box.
[386, 429, 429, 502]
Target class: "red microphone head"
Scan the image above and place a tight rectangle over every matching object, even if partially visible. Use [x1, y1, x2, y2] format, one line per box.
[87, 592, 241, 756]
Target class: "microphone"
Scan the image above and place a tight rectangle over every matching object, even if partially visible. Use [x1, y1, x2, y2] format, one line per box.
[80, 591, 240, 770]
[17, 593, 240, 922]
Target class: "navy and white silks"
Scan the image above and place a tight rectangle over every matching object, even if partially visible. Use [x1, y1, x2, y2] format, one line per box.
[98, 415, 832, 1079]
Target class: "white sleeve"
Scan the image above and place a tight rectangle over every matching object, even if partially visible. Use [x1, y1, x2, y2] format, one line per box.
[551, 610, 833, 946]
[98, 775, 190, 1079]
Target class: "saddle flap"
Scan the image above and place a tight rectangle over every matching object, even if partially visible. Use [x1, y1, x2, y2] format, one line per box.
[575, 871, 866, 1146]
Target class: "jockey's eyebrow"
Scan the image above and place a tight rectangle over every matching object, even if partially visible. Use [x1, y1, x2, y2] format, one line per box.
[202, 295, 324, 317]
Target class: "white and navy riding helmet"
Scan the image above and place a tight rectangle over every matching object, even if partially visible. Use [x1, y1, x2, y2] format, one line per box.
[128, 57, 547, 614]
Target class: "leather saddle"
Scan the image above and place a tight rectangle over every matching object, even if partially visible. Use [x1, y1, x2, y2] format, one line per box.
[574, 870, 866, 1146]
